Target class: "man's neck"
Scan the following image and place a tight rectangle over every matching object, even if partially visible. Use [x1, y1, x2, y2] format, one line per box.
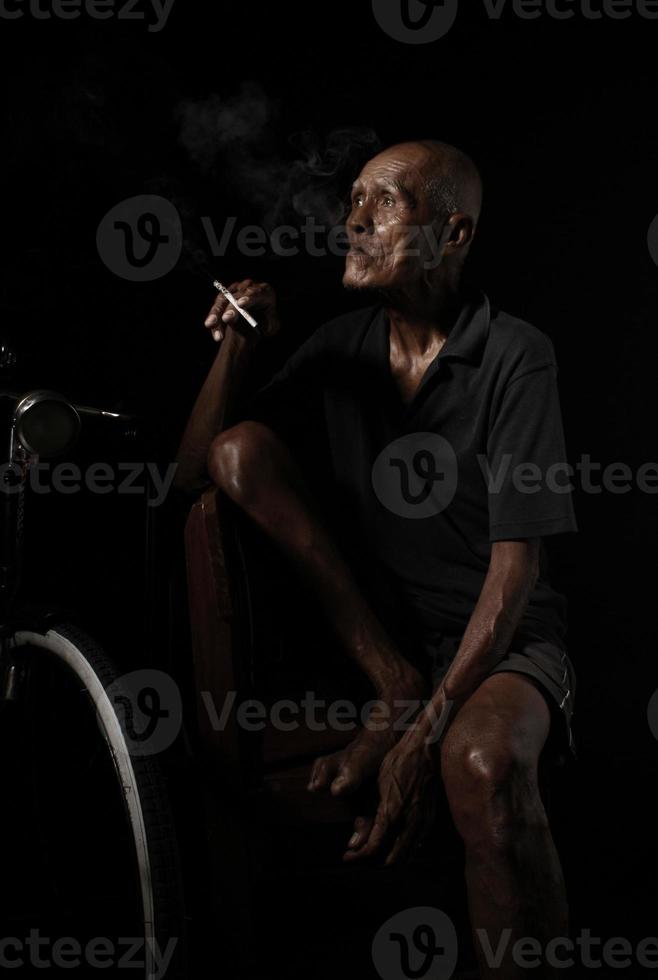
[382, 279, 464, 358]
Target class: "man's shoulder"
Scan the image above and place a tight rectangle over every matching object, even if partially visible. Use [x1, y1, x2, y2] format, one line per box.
[313, 303, 382, 350]
[487, 302, 557, 378]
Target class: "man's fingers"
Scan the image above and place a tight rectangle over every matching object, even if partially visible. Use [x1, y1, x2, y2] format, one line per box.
[386, 798, 437, 866]
[203, 280, 251, 329]
[233, 284, 270, 314]
[211, 289, 258, 328]
[307, 754, 340, 792]
[343, 805, 393, 862]
[204, 295, 228, 328]
[384, 821, 416, 866]
[204, 279, 275, 339]
[345, 815, 374, 852]
[204, 294, 249, 332]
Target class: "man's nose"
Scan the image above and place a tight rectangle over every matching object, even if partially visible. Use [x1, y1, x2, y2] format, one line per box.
[347, 203, 374, 235]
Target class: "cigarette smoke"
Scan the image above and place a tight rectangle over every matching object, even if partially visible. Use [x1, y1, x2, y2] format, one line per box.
[175, 81, 286, 216]
[175, 81, 381, 242]
[272, 127, 382, 230]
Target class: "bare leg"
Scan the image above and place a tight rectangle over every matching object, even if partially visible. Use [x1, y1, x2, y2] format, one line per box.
[440, 672, 568, 979]
[207, 421, 427, 794]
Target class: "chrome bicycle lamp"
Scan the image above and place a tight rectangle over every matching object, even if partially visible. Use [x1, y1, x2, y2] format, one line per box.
[12, 390, 81, 459]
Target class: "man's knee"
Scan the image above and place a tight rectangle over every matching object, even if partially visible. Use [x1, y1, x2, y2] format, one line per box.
[207, 421, 277, 504]
[441, 726, 547, 860]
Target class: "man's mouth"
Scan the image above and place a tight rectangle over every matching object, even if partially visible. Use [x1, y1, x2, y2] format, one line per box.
[347, 244, 378, 260]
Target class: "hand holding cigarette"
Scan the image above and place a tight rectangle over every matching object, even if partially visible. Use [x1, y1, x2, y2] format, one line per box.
[203, 278, 280, 344]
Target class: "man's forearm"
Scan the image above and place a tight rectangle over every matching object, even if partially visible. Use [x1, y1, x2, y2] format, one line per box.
[173, 329, 255, 497]
[418, 540, 540, 740]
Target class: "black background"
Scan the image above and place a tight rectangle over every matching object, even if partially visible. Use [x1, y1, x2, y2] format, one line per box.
[1, 0, 657, 972]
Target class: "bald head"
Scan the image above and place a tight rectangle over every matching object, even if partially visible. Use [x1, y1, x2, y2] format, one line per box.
[370, 140, 483, 227]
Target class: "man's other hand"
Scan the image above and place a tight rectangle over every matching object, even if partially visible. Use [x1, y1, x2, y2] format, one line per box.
[343, 729, 439, 866]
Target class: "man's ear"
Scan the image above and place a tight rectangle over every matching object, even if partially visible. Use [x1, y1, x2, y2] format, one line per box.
[444, 212, 476, 255]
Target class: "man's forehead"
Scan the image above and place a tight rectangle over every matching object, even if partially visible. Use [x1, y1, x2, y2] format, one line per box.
[354, 146, 436, 188]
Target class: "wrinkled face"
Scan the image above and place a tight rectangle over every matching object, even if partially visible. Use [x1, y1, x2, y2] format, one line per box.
[343, 146, 445, 292]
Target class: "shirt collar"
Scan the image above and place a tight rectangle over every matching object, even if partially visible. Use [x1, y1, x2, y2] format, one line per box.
[435, 288, 491, 365]
[367, 287, 491, 373]
[358, 289, 491, 422]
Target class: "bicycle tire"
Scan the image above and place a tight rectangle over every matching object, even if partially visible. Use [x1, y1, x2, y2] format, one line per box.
[9, 620, 188, 980]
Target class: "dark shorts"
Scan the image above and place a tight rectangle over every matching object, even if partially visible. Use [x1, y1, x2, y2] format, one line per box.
[423, 628, 577, 766]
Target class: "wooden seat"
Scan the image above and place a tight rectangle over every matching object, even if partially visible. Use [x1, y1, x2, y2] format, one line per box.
[183, 484, 359, 802]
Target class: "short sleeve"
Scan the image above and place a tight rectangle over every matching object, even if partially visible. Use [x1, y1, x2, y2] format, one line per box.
[486, 364, 578, 541]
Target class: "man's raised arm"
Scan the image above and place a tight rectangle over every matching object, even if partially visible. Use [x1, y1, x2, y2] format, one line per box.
[173, 279, 279, 498]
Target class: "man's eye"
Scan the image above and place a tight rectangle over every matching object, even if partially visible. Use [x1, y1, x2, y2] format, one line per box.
[352, 195, 364, 207]
[382, 195, 395, 207]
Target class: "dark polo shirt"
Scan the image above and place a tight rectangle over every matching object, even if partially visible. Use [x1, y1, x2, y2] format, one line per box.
[242, 289, 578, 654]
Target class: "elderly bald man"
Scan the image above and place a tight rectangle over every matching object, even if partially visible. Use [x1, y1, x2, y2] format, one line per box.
[175, 140, 578, 979]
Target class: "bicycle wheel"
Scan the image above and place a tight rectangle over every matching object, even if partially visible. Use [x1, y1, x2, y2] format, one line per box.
[2, 620, 188, 979]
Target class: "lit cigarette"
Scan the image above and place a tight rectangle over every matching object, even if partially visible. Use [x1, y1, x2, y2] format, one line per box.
[213, 280, 260, 337]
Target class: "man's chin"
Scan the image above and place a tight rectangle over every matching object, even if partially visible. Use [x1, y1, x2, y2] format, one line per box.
[343, 274, 396, 304]
[343, 268, 378, 292]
